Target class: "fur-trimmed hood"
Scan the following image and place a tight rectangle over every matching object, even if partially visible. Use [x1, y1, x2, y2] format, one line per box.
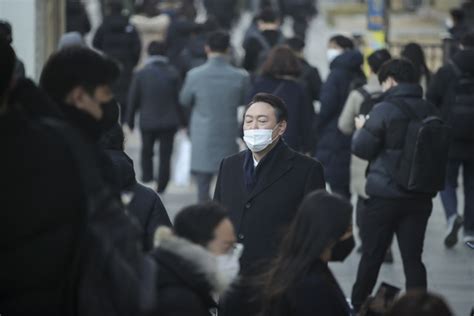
[154, 227, 233, 296]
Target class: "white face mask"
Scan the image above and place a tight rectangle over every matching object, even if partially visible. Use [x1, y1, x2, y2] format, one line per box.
[243, 126, 278, 153]
[327, 48, 342, 63]
[216, 243, 243, 285]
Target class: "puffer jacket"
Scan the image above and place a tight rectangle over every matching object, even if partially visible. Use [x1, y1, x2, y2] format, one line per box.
[352, 83, 438, 199]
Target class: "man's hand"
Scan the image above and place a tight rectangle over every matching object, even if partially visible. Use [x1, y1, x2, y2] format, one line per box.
[123, 124, 132, 136]
[355, 114, 367, 130]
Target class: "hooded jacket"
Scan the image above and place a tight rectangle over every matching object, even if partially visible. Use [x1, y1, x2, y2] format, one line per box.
[152, 227, 233, 316]
[315, 50, 364, 188]
[426, 48, 474, 160]
[352, 83, 438, 199]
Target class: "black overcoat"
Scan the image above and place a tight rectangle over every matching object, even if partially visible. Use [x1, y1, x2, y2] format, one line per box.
[214, 141, 325, 274]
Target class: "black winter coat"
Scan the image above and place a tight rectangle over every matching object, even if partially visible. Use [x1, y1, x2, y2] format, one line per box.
[352, 83, 438, 199]
[315, 50, 364, 187]
[249, 76, 314, 153]
[299, 58, 322, 102]
[243, 29, 284, 74]
[263, 261, 351, 316]
[93, 14, 141, 106]
[214, 141, 325, 275]
[0, 108, 83, 316]
[126, 58, 182, 131]
[316, 50, 363, 184]
[426, 49, 474, 160]
[104, 149, 171, 251]
[152, 228, 224, 316]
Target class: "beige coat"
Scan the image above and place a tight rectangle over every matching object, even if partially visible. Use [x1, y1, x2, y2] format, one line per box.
[130, 14, 170, 67]
[338, 74, 382, 198]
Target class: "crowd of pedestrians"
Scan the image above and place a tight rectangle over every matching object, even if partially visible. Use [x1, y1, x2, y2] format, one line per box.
[1, 0, 474, 315]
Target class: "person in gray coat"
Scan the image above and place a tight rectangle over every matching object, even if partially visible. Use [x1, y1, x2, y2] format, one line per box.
[180, 31, 250, 202]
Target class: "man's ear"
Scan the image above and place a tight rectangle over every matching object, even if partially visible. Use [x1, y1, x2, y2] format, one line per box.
[278, 120, 287, 135]
[204, 45, 211, 55]
[65, 86, 92, 110]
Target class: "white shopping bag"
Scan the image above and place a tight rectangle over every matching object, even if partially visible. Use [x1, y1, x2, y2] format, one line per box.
[172, 130, 191, 186]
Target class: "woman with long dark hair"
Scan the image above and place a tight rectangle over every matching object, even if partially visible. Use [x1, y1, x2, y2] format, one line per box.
[401, 42, 431, 95]
[248, 45, 314, 153]
[258, 190, 355, 316]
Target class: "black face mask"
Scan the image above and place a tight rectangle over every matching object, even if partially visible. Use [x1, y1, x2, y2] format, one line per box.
[330, 236, 355, 262]
[100, 99, 120, 131]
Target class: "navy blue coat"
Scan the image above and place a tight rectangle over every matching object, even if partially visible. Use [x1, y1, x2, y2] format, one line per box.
[315, 50, 364, 189]
[249, 76, 314, 153]
[126, 57, 182, 131]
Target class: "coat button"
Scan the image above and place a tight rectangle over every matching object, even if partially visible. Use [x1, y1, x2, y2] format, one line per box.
[245, 202, 251, 209]
[238, 234, 245, 240]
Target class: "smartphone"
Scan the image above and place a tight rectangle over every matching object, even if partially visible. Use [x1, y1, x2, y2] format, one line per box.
[369, 282, 401, 312]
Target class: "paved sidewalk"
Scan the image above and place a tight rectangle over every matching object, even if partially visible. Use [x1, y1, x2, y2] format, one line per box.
[124, 7, 473, 314]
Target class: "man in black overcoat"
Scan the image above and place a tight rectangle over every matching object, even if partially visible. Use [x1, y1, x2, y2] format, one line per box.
[214, 92, 325, 315]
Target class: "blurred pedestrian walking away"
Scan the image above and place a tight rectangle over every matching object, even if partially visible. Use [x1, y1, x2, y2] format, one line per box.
[249, 45, 314, 153]
[315, 34, 365, 199]
[93, 0, 141, 123]
[126, 41, 183, 193]
[427, 32, 474, 247]
[180, 31, 250, 202]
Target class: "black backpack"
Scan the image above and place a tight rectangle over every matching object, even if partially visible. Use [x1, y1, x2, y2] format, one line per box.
[446, 61, 474, 140]
[40, 119, 157, 316]
[252, 31, 285, 70]
[391, 99, 451, 194]
[357, 87, 384, 116]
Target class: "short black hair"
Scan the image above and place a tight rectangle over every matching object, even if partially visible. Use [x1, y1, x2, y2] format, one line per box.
[0, 20, 12, 44]
[378, 58, 418, 85]
[39, 47, 120, 105]
[257, 8, 278, 23]
[98, 123, 124, 150]
[148, 40, 167, 56]
[0, 38, 15, 97]
[206, 30, 230, 53]
[285, 37, 305, 53]
[367, 48, 392, 74]
[461, 31, 474, 49]
[174, 202, 228, 247]
[329, 34, 354, 50]
[245, 92, 288, 123]
[450, 8, 464, 23]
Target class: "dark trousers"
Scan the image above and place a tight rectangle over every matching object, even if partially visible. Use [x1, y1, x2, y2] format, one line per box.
[192, 171, 214, 202]
[140, 128, 176, 193]
[351, 197, 432, 311]
[439, 159, 474, 234]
